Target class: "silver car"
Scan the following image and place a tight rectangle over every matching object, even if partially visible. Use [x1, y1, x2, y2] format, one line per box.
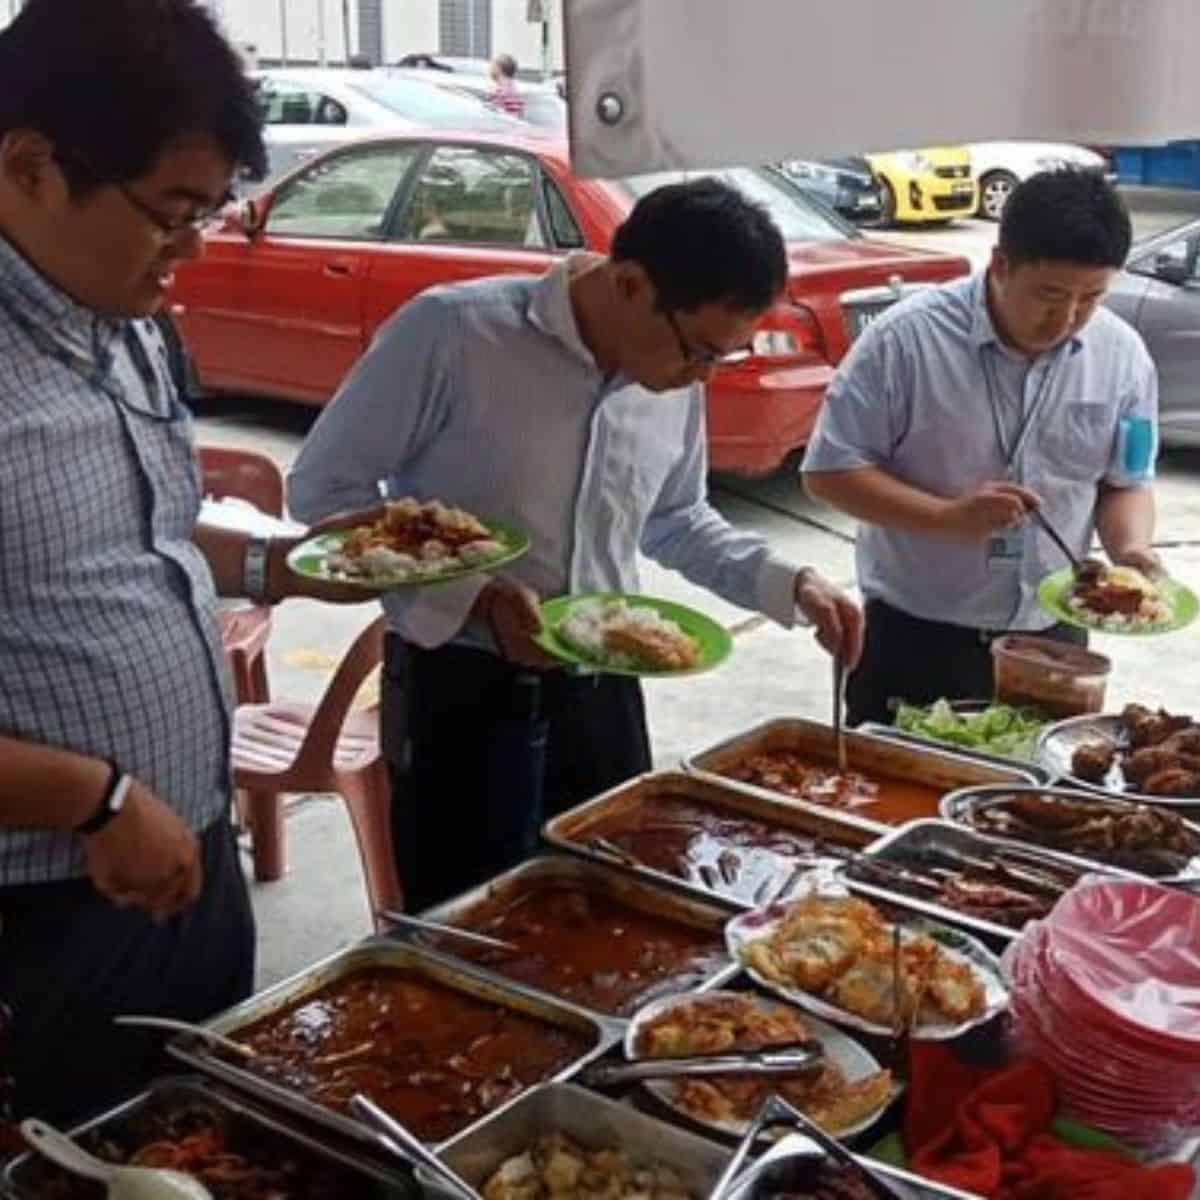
[251, 67, 522, 180]
[1105, 218, 1200, 448]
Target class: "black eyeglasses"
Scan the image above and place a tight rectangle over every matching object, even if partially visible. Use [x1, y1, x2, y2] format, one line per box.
[113, 181, 229, 237]
[54, 150, 229, 237]
[663, 308, 752, 368]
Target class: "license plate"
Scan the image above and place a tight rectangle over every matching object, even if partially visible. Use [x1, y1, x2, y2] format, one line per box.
[846, 301, 894, 339]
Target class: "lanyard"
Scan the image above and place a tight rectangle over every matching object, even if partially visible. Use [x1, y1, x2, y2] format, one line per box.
[981, 345, 1063, 474]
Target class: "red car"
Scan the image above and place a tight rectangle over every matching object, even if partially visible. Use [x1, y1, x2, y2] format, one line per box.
[170, 131, 969, 475]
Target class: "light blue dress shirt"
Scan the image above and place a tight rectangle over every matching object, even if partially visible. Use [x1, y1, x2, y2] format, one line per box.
[288, 259, 802, 648]
[802, 272, 1157, 631]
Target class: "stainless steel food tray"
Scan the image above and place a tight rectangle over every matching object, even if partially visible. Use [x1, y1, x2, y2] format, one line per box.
[842, 818, 1103, 945]
[542, 770, 881, 911]
[940, 783, 1200, 884]
[1037, 712, 1200, 812]
[415, 854, 740, 1018]
[420, 1082, 731, 1196]
[685, 717, 1040, 832]
[167, 940, 622, 1153]
[860, 722, 1053, 785]
[2, 1075, 415, 1199]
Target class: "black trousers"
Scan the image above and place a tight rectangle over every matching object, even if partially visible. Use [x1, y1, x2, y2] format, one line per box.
[846, 598, 1088, 728]
[382, 637, 652, 912]
[0, 819, 254, 1126]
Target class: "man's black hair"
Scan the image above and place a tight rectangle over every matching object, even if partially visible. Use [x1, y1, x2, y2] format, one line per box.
[999, 168, 1131, 269]
[0, 0, 267, 192]
[612, 177, 787, 314]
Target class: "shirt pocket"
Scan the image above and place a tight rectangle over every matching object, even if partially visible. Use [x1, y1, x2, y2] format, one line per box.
[1039, 402, 1116, 481]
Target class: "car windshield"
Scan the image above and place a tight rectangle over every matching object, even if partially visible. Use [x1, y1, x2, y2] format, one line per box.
[346, 77, 518, 131]
[620, 166, 857, 242]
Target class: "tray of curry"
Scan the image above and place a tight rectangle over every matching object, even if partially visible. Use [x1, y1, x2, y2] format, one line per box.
[166, 940, 621, 1154]
[542, 771, 881, 911]
[413, 855, 740, 1019]
[684, 718, 1040, 832]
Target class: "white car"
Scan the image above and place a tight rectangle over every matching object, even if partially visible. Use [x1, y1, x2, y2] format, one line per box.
[967, 141, 1111, 220]
[251, 68, 522, 180]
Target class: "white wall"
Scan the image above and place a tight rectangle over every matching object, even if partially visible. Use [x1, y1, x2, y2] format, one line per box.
[489, 0, 565, 74]
[381, 0, 440, 62]
[213, 0, 356, 64]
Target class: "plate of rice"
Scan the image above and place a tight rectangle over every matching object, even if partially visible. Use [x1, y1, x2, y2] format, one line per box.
[1038, 564, 1197, 635]
[287, 498, 529, 590]
[535, 594, 733, 676]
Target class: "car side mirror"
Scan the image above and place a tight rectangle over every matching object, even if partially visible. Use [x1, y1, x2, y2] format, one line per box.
[227, 196, 268, 238]
[1152, 252, 1191, 286]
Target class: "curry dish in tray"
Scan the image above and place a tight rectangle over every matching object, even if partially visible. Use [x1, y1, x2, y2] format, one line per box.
[227, 968, 592, 1142]
[448, 885, 729, 1017]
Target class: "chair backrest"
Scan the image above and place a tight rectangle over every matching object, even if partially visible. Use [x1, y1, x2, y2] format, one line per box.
[198, 445, 285, 517]
[288, 616, 386, 781]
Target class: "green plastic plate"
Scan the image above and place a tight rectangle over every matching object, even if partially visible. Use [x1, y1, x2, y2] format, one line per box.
[286, 518, 529, 591]
[534, 593, 734, 677]
[1037, 566, 1198, 636]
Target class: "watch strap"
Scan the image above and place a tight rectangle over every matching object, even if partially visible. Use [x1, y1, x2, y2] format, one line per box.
[243, 535, 272, 604]
[74, 760, 133, 836]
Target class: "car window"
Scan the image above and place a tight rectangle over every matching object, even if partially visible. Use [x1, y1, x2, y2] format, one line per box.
[396, 146, 547, 249]
[622, 166, 855, 241]
[542, 176, 584, 249]
[255, 82, 346, 127]
[266, 144, 419, 240]
[346, 77, 518, 132]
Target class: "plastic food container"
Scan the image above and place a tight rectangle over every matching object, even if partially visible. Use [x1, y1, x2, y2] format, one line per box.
[991, 635, 1111, 718]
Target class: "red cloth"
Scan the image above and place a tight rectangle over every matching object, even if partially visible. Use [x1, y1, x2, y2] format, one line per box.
[904, 1044, 1195, 1200]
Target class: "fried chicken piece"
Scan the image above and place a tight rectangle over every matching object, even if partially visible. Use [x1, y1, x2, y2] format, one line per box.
[1124, 746, 1183, 787]
[602, 625, 699, 672]
[1123, 704, 1194, 748]
[1142, 768, 1200, 798]
[925, 949, 987, 1023]
[824, 934, 938, 1027]
[1072, 740, 1117, 782]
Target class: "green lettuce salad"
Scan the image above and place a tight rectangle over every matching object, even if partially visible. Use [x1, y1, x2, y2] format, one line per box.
[893, 699, 1048, 760]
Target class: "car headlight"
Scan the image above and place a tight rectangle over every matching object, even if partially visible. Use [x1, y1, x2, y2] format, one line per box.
[897, 151, 934, 174]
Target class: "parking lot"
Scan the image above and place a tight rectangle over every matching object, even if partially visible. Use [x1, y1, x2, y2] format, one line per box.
[194, 202, 1200, 984]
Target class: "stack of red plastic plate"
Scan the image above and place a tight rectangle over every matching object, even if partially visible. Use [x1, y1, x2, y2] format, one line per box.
[1002, 878, 1200, 1153]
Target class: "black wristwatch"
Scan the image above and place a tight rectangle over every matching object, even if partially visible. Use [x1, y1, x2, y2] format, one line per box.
[74, 760, 133, 837]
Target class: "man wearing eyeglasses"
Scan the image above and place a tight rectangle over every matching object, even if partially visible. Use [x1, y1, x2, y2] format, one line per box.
[289, 178, 864, 911]
[0, 0, 362, 1125]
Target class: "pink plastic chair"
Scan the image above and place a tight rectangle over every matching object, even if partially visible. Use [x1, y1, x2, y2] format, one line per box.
[197, 444, 285, 708]
[230, 616, 403, 921]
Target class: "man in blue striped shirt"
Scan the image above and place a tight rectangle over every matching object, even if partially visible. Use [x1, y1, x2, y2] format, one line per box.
[290, 179, 864, 910]
[0, 0, 360, 1124]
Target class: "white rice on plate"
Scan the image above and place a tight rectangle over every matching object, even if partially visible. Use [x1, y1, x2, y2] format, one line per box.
[559, 598, 700, 671]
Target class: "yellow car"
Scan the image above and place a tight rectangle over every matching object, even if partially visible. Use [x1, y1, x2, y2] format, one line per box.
[866, 146, 977, 225]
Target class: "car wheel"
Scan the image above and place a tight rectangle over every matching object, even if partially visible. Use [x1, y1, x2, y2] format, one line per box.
[979, 170, 1018, 221]
[878, 177, 897, 226]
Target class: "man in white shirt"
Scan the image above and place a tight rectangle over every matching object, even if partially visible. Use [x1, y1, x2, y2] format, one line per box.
[289, 178, 863, 909]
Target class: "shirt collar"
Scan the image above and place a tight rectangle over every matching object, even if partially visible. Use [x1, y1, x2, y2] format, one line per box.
[0, 231, 123, 364]
[968, 269, 1085, 358]
[527, 252, 608, 371]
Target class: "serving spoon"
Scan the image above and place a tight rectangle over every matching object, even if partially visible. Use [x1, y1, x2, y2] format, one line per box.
[113, 1015, 256, 1060]
[21, 1120, 213, 1200]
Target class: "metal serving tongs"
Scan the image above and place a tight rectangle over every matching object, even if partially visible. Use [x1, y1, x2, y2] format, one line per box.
[377, 909, 520, 955]
[350, 1094, 480, 1200]
[707, 1094, 903, 1200]
[832, 651, 848, 773]
[579, 1040, 825, 1089]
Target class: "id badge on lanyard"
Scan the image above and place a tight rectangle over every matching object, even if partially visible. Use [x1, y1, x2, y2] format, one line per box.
[983, 350, 1059, 574]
